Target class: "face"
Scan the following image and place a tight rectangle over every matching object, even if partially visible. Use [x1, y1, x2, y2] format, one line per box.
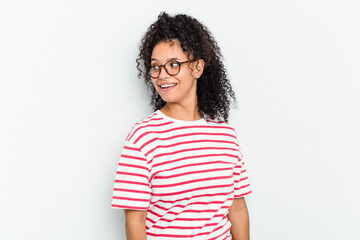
[150, 40, 204, 106]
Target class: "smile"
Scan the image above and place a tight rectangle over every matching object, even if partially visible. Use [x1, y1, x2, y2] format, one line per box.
[159, 83, 177, 92]
[160, 83, 177, 88]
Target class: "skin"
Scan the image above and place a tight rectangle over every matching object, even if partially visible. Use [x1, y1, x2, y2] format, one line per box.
[124, 39, 250, 240]
[124, 209, 147, 240]
[227, 197, 250, 240]
[150, 39, 204, 121]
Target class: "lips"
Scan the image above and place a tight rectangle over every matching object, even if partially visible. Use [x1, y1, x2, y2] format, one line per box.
[160, 83, 177, 88]
[159, 83, 177, 92]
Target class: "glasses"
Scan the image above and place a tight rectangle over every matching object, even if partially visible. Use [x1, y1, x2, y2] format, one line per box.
[150, 60, 191, 79]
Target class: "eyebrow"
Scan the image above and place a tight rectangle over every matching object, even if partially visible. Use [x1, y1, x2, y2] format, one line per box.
[151, 57, 180, 63]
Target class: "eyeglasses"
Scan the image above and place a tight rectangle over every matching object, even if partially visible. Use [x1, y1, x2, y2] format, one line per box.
[150, 60, 191, 79]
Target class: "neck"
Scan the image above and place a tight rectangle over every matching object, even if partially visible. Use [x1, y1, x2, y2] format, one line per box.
[161, 103, 203, 121]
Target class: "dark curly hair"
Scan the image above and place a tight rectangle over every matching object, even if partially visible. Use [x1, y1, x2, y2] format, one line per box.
[136, 12, 237, 122]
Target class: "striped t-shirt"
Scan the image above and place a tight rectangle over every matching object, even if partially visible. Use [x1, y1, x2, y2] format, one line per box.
[112, 109, 252, 239]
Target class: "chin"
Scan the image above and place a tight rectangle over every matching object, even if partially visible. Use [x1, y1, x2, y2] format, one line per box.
[159, 95, 178, 103]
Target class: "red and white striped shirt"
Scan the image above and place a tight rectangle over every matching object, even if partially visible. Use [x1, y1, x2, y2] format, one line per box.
[112, 110, 252, 239]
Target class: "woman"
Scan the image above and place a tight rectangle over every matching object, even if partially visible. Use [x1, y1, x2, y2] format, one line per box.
[112, 12, 252, 240]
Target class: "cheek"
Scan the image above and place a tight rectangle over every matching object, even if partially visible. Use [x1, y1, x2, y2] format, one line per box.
[151, 79, 158, 88]
[178, 72, 196, 87]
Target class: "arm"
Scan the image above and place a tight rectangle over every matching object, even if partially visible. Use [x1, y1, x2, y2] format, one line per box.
[124, 209, 147, 240]
[227, 197, 250, 240]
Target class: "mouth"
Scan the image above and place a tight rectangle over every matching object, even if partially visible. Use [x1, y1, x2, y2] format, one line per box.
[159, 83, 178, 92]
[160, 83, 177, 88]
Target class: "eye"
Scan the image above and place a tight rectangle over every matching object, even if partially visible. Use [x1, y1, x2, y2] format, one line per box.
[151, 65, 159, 70]
[169, 61, 180, 68]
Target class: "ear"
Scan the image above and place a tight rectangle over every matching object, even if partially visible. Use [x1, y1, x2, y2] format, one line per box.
[193, 59, 205, 79]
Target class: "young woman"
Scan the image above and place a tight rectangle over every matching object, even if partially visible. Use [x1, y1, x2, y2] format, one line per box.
[112, 12, 252, 240]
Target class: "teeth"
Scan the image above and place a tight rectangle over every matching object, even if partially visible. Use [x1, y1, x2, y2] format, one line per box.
[161, 84, 177, 88]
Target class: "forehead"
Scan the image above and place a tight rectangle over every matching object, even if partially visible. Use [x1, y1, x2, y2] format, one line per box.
[151, 40, 187, 62]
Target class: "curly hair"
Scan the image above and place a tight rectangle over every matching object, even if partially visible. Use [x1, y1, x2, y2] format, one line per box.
[136, 12, 237, 122]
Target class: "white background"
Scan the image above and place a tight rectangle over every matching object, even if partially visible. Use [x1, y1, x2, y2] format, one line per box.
[1, 0, 359, 239]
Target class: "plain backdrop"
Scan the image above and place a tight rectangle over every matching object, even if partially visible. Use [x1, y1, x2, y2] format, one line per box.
[1, 0, 359, 239]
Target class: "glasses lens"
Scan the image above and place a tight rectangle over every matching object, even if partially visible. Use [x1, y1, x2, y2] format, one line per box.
[165, 61, 180, 76]
[150, 65, 160, 78]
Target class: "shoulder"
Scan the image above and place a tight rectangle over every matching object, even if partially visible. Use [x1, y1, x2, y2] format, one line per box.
[125, 110, 164, 143]
[205, 116, 238, 134]
[207, 118, 243, 146]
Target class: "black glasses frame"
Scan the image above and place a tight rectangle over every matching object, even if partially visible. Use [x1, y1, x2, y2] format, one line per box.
[150, 60, 191, 79]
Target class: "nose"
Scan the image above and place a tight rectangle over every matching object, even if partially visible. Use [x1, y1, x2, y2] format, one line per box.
[158, 65, 170, 79]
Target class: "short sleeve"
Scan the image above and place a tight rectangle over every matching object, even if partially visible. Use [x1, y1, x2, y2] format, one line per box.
[111, 140, 151, 210]
[233, 146, 252, 198]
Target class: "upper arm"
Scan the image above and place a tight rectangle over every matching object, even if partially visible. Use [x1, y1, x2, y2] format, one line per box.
[228, 197, 248, 215]
[227, 197, 250, 240]
[124, 209, 148, 224]
[233, 139, 252, 198]
[124, 210, 148, 239]
[111, 140, 151, 210]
